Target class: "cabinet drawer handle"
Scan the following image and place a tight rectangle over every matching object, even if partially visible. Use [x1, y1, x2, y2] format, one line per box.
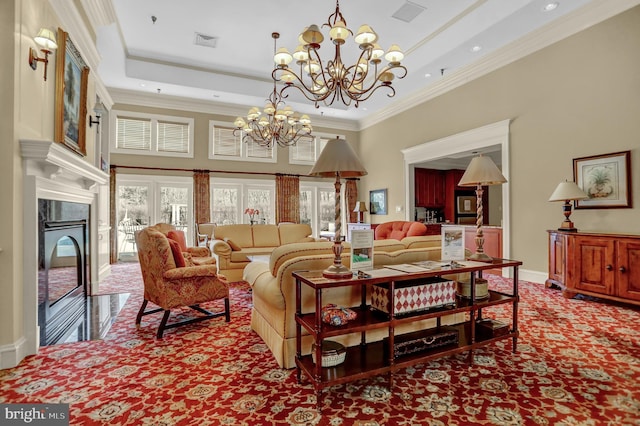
[605, 264, 613, 271]
[619, 266, 626, 273]
[421, 336, 435, 345]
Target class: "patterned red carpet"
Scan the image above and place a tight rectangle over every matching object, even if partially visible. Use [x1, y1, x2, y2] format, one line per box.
[1, 262, 639, 425]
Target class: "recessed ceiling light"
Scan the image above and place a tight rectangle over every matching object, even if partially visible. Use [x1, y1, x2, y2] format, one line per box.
[140, 83, 146, 87]
[471, 45, 482, 52]
[543, 2, 559, 12]
[424, 73, 432, 78]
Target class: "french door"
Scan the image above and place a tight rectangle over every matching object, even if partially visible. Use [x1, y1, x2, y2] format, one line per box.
[116, 175, 193, 259]
[300, 183, 338, 238]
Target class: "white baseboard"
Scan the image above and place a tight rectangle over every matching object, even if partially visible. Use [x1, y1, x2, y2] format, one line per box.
[519, 269, 547, 285]
[0, 337, 30, 369]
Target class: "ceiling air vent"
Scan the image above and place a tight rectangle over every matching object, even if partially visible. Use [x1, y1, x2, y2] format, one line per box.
[392, 1, 426, 23]
[194, 32, 218, 48]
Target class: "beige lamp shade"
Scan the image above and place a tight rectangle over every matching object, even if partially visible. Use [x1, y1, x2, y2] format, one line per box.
[353, 201, 368, 213]
[309, 138, 368, 178]
[458, 155, 507, 186]
[34, 28, 58, 50]
[309, 137, 367, 279]
[548, 181, 588, 201]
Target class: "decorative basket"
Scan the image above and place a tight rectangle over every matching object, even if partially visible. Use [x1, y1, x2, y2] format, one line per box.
[311, 340, 346, 367]
[456, 278, 489, 300]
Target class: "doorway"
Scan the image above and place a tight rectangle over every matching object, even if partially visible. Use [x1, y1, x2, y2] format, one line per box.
[401, 120, 511, 261]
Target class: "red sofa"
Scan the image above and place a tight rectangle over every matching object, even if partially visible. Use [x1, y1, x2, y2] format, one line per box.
[374, 221, 428, 240]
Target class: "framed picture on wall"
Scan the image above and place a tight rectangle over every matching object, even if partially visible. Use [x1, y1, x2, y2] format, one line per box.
[369, 189, 387, 215]
[54, 27, 89, 157]
[457, 195, 476, 214]
[573, 150, 632, 209]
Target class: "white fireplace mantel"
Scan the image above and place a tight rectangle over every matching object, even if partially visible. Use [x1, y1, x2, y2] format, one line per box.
[20, 140, 108, 189]
[10, 140, 110, 368]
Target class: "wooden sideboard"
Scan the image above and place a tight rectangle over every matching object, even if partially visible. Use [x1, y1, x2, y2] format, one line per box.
[546, 230, 640, 305]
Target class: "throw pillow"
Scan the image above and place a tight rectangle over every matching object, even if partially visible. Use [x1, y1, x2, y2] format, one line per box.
[224, 238, 241, 251]
[168, 239, 186, 267]
[167, 230, 188, 251]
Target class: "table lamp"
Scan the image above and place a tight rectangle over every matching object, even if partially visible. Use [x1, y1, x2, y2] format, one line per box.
[458, 154, 507, 262]
[353, 201, 368, 223]
[548, 181, 588, 232]
[309, 137, 367, 279]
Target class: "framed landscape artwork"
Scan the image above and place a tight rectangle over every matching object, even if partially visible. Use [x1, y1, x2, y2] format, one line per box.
[573, 150, 632, 209]
[54, 28, 89, 157]
[369, 189, 387, 215]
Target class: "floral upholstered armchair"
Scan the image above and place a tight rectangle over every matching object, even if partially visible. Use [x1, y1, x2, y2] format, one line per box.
[135, 227, 230, 338]
[148, 223, 216, 266]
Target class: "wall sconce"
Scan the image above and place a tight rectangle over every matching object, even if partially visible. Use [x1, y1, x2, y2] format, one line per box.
[29, 28, 58, 81]
[89, 100, 106, 128]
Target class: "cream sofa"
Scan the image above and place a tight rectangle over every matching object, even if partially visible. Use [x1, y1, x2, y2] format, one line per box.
[207, 223, 313, 281]
[243, 237, 463, 369]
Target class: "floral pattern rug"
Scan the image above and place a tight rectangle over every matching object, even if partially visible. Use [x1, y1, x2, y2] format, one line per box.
[0, 262, 638, 425]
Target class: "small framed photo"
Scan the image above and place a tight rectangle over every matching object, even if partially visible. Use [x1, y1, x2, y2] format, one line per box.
[457, 195, 476, 214]
[369, 189, 387, 215]
[573, 150, 632, 209]
[441, 226, 465, 261]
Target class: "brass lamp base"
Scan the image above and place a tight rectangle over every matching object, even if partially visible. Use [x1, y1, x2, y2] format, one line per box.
[558, 219, 578, 232]
[468, 251, 493, 262]
[322, 239, 354, 280]
[322, 264, 354, 280]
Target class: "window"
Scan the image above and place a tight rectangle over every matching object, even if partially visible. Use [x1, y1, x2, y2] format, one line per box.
[289, 133, 337, 165]
[209, 121, 276, 163]
[210, 178, 275, 225]
[300, 182, 340, 238]
[110, 111, 194, 158]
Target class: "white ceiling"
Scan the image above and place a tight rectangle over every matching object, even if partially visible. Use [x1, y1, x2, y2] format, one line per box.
[96, 0, 601, 127]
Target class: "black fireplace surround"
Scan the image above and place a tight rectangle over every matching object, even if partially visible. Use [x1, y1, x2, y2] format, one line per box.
[38, 199, 90, 346]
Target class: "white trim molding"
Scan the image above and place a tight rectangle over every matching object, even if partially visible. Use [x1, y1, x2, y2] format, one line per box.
[14, 140, 109, 368]
[401, 120, 512, 272]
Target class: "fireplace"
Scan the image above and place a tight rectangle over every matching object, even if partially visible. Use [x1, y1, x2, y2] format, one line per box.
[38, 200, 90, 346]
[18, 140, 109, 359]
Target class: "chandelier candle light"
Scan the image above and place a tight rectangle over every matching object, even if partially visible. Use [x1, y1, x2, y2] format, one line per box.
[234, 33, 313, 148]
[272, 0, 407, 108]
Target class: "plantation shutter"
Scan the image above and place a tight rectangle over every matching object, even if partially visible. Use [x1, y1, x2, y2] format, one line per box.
[290, 137, 316, 162]
[158, 121, 189, 153]
[213, 126, 241, 157]
[246, 141, 273, 159]
[116, 117, 151, 150]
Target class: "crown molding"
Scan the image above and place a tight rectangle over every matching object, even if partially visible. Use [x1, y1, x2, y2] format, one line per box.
[80, 0, 117, 30]
[360, 0, 640, 130]
[108, 88, 360, 132]
[49, 0, 113, 109]
[49, 0, 100, 71]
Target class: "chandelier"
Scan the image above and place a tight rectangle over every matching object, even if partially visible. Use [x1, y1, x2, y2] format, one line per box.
[272, 0, 407, 108]
[233, 33, 314, 148]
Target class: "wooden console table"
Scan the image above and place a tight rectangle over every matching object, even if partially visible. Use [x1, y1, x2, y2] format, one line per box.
[294, 258, 522, 411]
[546, 230, 640, 305]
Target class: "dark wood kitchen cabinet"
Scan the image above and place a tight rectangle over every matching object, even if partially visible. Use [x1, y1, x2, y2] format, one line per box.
[415, 168, 445, 208]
